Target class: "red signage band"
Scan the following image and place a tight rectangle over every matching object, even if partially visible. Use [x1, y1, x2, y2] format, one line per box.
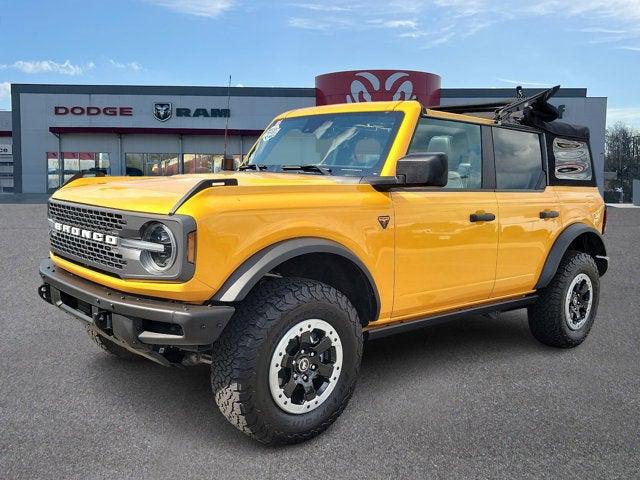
[315, 70, 441, 107]
[54, 106, 133, 116]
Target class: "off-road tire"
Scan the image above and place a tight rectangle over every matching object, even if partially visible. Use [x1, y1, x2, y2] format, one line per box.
[87, 327, 142, 361]
[528, 250, 600, 348]
[210, 277, 363, 444]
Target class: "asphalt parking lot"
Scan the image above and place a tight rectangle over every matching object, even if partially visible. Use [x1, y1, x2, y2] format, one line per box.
[1, 204, 639, 479]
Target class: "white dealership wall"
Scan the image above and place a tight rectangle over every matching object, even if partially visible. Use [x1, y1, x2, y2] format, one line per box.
[12, 84, 317, 193]
[9, 84, 607, 193]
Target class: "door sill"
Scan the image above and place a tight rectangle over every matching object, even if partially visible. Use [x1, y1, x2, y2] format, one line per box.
[365, 295, 537, 341]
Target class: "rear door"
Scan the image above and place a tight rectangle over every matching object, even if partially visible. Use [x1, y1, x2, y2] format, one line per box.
[391, 116, 499, 320]
[490, 126, 562, 298]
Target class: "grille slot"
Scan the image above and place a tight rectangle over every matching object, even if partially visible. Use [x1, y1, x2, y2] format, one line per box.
[50, 232, 127, 270]
[49, 201, 127, 232]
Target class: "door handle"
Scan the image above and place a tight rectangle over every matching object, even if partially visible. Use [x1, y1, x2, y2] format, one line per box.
[470, 212, 496, 222]
[539, 210, 560, 219]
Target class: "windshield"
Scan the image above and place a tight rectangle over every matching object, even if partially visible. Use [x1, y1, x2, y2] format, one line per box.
[244, 111, 403, 176]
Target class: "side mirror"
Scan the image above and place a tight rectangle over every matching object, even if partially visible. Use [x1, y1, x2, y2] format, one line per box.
[360, 152, 448, 191]
[396, 153, 448, 187]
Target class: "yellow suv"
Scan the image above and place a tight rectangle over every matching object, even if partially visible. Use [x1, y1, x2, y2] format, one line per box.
[38, 86, 608, 444]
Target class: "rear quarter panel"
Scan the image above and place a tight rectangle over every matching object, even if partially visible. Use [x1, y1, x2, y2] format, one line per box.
[552, 186, 605, 232]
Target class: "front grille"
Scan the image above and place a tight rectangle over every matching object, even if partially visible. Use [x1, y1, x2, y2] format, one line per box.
[48, 200, 128, 272]
[49, 201, 127, 232]
[50, 232, 126, 270]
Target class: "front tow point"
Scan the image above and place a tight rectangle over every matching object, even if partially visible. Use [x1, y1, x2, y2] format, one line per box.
[38, 284, 52, 304]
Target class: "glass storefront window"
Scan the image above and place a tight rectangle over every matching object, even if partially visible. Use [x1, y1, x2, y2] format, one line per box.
[183, 154, 241, 173]
[47, 152, 110, 192]
[125, 153, 179, 176]
[184, 153, 221, 173]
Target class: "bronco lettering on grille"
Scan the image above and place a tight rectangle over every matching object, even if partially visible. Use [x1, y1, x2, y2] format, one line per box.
[53, 222, 118, 246]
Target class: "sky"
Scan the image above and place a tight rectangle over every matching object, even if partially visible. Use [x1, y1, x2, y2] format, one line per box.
[0, 0, 639, 127]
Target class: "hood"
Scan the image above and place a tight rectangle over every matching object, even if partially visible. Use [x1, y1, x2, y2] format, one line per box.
[51, 172, 351, 215]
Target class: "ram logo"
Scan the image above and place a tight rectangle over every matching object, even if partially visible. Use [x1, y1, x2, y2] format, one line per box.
[346, 71, 417, 104]
[153, 102, 172, 122]
[53, 222, 118, 246]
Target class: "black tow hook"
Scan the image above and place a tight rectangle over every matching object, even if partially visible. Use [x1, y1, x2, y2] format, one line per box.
[38, 284, 52, 304]
[93, 310, 113, 332]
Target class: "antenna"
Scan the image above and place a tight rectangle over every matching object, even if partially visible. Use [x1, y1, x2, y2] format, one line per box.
[222, 75, 234, 170]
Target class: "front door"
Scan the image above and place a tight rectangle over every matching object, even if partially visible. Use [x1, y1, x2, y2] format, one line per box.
[391, 116, 498, 320]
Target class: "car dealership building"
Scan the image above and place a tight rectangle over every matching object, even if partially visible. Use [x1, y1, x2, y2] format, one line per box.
[0, 70, 607, 193]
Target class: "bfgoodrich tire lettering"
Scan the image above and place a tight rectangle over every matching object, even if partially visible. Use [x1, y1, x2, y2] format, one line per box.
[210, 277, 363, 444]
[528, 251, 600, 348]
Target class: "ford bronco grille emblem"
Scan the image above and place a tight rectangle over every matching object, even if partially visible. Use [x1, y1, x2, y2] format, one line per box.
[52, 222, 118, 245]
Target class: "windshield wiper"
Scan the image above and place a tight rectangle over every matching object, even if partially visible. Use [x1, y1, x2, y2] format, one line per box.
[238, 164, 268, 171]
[281, 164, 332, 175]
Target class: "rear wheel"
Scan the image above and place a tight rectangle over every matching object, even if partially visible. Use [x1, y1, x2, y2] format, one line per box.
[528, 251, 600, 348]
[211, 277, 362, 444]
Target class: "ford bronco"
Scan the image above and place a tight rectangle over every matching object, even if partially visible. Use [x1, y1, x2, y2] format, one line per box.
[38, 86, 608, 444]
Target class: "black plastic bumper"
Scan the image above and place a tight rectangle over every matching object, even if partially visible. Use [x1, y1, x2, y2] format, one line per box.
[39, 259, 235, 354]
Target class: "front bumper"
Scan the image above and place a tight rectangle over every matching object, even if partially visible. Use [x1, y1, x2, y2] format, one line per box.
[38, 259, 235, 362]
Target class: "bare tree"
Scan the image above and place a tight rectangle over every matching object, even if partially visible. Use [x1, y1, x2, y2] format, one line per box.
[605, 122, 640, 202]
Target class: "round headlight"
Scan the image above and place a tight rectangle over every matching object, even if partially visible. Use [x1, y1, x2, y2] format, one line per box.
[140, 222, 177, 273]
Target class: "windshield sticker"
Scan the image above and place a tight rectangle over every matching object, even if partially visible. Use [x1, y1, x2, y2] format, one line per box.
[262, 121, 281, 142]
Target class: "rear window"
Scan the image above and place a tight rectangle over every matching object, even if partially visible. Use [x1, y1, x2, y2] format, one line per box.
[552, 137, 592, 181]
[493, 128, 544, 190]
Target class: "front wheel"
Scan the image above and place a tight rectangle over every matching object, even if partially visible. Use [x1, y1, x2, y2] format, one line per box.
[87, 327, 142, 360]
[528, 251, 600, 348]
[210, 277, 363, 444]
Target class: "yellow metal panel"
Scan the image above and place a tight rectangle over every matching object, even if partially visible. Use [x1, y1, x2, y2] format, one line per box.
[390, 190, 499, 321]
[553, 186, 605, 232]
[492, 188, 562, 297]
[181, 183, 395, 318]
[50, 253, 214, 302]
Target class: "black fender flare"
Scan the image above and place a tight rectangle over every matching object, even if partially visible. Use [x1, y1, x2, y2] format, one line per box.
[535, 223, 607, 289]
[212, 238, 381, 316]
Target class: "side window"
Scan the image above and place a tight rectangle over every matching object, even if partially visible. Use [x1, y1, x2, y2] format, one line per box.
[408, 117, 482, 189]
[493, 128, 544, 190]
[553, 137, 592, 181]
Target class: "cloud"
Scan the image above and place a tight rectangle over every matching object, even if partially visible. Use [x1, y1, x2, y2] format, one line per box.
[581, 27, 627, 34]
[108, 59, 144, 71]
[618, 45, 640, 51]
[523, 0, 640, 21]
[607, 107, 640, 127]
[0, 82, 10, 99]
[290, 2, 352, 12]
[286, 0, 640, 48]
[369, 19, 418, 29]
[287, 17, 352, 30]
[144, 0, 234, 17]
[498, 78, 553, 87]
[0, 59, 93, 76]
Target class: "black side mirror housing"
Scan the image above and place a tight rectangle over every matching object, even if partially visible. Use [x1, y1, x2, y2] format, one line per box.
[396, 153, 448, 187]
[362, 153, 448, 191]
